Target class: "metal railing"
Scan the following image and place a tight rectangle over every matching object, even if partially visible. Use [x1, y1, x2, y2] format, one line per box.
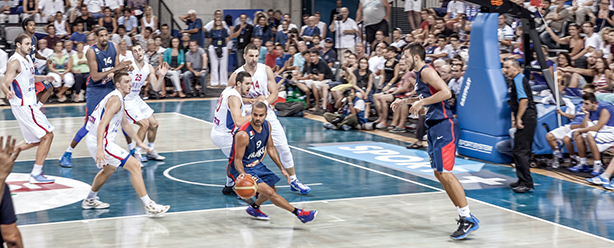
[149, 0, 183, 33]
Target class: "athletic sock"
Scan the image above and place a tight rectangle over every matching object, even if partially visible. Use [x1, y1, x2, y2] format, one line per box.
[580, 157, 587, 165]
[140, 195, 153, 205]
[594, 160, 603, 171]
[225, 176, 235, 187]
[602, 172, 612, 179]
[31, 164, 43, 176]
[136, 147, 142, 154]
[87, 190, 98, 200]
[148, 142, 155, 150]
[553, 149, 562, 158]
[251, 203, 260, 209]
[128, 142, 136, 150]
[66, 146, 74, 153]
[290, 175, 297, 181]
[292, 208, 299, 216]
[458, 206, 471, 218]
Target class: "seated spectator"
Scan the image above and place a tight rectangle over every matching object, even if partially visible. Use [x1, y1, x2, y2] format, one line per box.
[143, 39, 163, 99]
[593, 57, 614, 93]
[323, 89, 367, 130]
[540, 0, 572, 48]
[134, 27, 153, 46]
[180, 10, 205, 48]
[314, 11, 327, 38]
[278, 13, 298, 31]
[164, 37, 187, 97]
[559, 53, 598, 88]
[105, 0, 123, 20]
[63, 40, 76, 55]
[118, 7, 138, 35]
[428, 34, 451, 61]
[74, 6, 96, 32]
[253, 15, 274, 43]
[43, 25, 61, 48]
[98, 7, 117, 35]
[448, 64, 464, 95]
[444, 0, 465, 24]
[21, 0, 42, 23]
[370, 30, 389, 52]
[377, 46, 401, 93]
[112, 25, 133, 47]
[180, 32, 191, 53]
[331, 53, 359, 104]
[83, 0, 105, 20]
[311, 35, 322, 51]
[573, 22, 602, 62]
[601, 27, 614, 59]
[529, 46, 555, 92]
[252, 37, 267, 64]
[264, 41, 277, 68]
[277, 44, 296, 75]
[183, 40, 208, 97]
[390, 28, 407, 51]
[558, 52, 585, 92]
[118, 39, 133, 62]
[297, 48, 334, 113]
[275, 20, 291, 46]
[432, 17, 454, 38]
[420, 14, 435, 38]
[501, 26, 525, 62]
[126, 0, 147, 18]
[35, 38, 54, 73]
[83, 33, 96, 52]
[52, 12, 70, 39]
[447, 33, 462, 59]
[48, 40, 74, 102]
[454, 14, 472, 42]
[301, 16, 321, 47]
[39, 0, 64, 23]
[70, 22, 87, 43]
[352, 57, 374, 119]
[355, 42, 367, 59]
[424, 33, 437, 63]
[65, 0, 80, 21]
[154, 36, 166, 54]
[320, 38, 337, 67]
[440, 64, 452, 84]
[386, 64, 416, 133]
[160, 24, 172, 48]
[590, 0, 614, 33]
[497, 15, 514, 54]
[368, 43, 386, 76]
[71, 42, 89, 102]
[275, 82, 307, 117]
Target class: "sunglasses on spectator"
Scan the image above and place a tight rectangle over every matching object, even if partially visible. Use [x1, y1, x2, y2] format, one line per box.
[450, 39, 458, 41]
[452, 70, 460, 72]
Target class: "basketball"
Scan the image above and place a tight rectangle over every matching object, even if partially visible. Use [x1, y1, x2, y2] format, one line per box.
[234, 175, 258, 199]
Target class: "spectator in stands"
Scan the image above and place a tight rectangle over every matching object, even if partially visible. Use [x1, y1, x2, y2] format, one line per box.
[232, 14, 253, 67]
[39, 0, 64, 23]
[357, 0, 390, 49]
[275, 81, 308, 117]
[352, 57, 374, 119]
[440, 64, 452, 84]
[370, 30, 388, 52]
[574, 22, 603, 62]
[427, 34, 449, 61]
[70, 22, 87, 43]
[387, 63, 416, 133]
[135, 27, 153, 46]
[279, 13, 298, 31]
[63, 40, 76, 55]
[323, 88, 367, 130]
[589, 0, 614, 33]
[126, 0, 147, 19]
[274, 43, 291, 74]
[444, 0, 465, 24]
[529, 45, 555, 92]
[118, 7, 138, 35]
[112, 25, 133, 47]
[540, 0, 573, 48]
[21, 0, 41, 23]
[573, 0, 597, 26]
[83, 0, 105, 20]
[331, 53, 358, 103]
[592, 57, 614, 93]
[447, 33, 462, 59]
[432, 17, 454, 37]
[453, 14, 471, 42]
[141, 6, 158, 34]
[118, 39, 134, 62]
[314, 12, 327, 38]
[164, 37, 187, 97]
[160, 24, 171, 48]
[183, 40, 208, 97]
[368, 42, 386, 76]
[34, 39, 53, 74]
[264, 41, 277, 68]
[321, 38, 337, 67]
[180, 10, 204, 48]
[252, 37, 267, 64]
[558, 52, 584, 92]
[330, 7, 358, 62]
[373, 57, 410, 130]
[448, 64, 464, 95]
[300, 48, 334, 113]
[377, 46, 400, 93]
[65, 0, 80, 21]
[312, 35, 323, 51]
[99, 7, 117, 35]
[498, 14, 514, 54]
[547, 24, 584, 58]
[405, 0, 421, 31]
[292, 41, 307, 72]
[71, 42, 88, 102]
[355, 42, 367, 59]
[83, 33, 96, 52]
[208, 18, 230, 86]
[275, 20, 291, 46]
[601, 28, 614, 59]
[43, 25, 61, 48]
[301, 16, 321, 48]
[390, 28, 407, 51]
[144, 39, 163, 99]
[254, 15, 274, 43]
[104, 0, 122, 18]
[424, 33, 437, 63]
[203, 10, 230, 37]
[48, 40, 74, 102]
[180, 32, 191, 53]
[52, 12, 70, 39]
[74, 6, 96, 32]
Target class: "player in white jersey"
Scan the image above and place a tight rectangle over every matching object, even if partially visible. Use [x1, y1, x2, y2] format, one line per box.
[228, 44, 311, 194]
[123, 43, 168, 163]
[82, 71, 170, 217]
[1, 33, 57, 184]
[211, 71, 253, 194]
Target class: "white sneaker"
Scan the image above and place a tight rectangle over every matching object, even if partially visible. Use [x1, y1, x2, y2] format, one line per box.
[146, 150, 166, 161]
[145, 202, 170, 217]
[77, 91, 85, 102]
[82, 197, 110, 209]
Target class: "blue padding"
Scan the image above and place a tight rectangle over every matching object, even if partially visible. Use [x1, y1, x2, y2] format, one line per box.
[458, 129, 512, 164]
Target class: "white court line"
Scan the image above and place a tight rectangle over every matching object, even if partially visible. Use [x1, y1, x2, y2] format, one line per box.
[15, 147, 222, 162]
[174, 112, 614, 244]
[19, 191, 443, 228]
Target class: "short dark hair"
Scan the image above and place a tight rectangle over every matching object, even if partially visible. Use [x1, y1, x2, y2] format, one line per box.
[117, 25, 126, 30]
[449, 33, 460, 40]
[404, 42, 426, 61]
[15, 33, 31, 46]
[253, 101, 267, 110]
[236, 71, 252, 85]
[131, 43, 144, 50]
[145, 27, 153, 33]
[308, 48, 319, 54]
[385, 46, 396, 52]
[244, 43, 260, 54]
[95, 27, 108, 36]
[582, 92, 597, 103]
[437, 34, 446, 40]
[188, 39, 198, 45]
[113, 71, 130, 85]
[161, 23, 169, 28]
[275, 43, 284, 49]
[583, 84, 596, 90]
[123, 7, 131, 13]
[21, 17, 35, 31]
[252, 36, 262, 41]
[435, 17, 444, 21]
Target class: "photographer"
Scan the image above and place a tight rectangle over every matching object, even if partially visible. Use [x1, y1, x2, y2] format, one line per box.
[323, 89, 367, 131]
[329, 7, 358, 62]
[208, 18, 230, 87]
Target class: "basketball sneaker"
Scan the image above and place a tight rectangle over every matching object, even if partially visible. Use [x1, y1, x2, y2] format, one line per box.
[222, 186, 235, 195]
[568, 164, 590, 173]
[323, 122, 335, 130]
[591, 164, 604, 176]
[145, 202, 170, 217]
[246, 206, 270, 220]
[290, 179, 311, 194]
[450, 215, 480, 240]
[603, 180, 614, 190]
[587, 175, 610, 185]
[296, 209, 317, 223]
[147, 150, 166, 161]
[29, 173, 54, 184]
[59, 152, 73, 168]
[82, 197, 110, 209]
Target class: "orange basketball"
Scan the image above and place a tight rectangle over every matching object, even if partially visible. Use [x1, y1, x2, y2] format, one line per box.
[234, 176, 258, 199]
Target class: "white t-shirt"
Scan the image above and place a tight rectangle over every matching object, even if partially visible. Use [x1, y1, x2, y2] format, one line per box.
[35, 48, 54, 72]
[333, 18, 359, 49]
[577, 0, 597, 12]
[317, 21, 327, 35]
[434, 45, 452, 57]
[368, 55, 385, 73]
[111, 34, 133, 47]
[119, 51, 134, 62]
[497, 25, 514, 52]
[353, 98, 366, 111]
[446, 0, 466, 19]
[104, 0, 121, 9]
[203, 20, 230, 33]
[278, 23, 299, 32]
[0, 49, 7, 75]
[585, 32, 603, 58]
[40, 0, 65, 16]
[83, 0, 102, 13]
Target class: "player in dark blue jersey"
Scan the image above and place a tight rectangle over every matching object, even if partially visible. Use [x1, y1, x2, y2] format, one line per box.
[22, 17, 54, 104]
[58, 27, 131, 167]
[228, 101, 317, 223]
[391, 42, 478, 240]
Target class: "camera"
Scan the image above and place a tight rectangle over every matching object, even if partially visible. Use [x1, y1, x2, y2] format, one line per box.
[336, 15, 343, 21]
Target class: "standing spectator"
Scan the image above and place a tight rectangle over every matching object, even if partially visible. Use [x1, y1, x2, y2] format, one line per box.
[35, 38, 54, 74]
[314, 11, 327, 38]
[21, 0, 42, 23]
[357, 0, 391, 49]
[83, 0, 104, 20]
[74, 6, 96, 32]
[71, 42, 89, 102]
[70, 22, 87, 43]
[99, 7, 117, 35]
[448, 64, 464, 95]
[503, 59, 536, 193]
[48, 40, 74, 102]
[160, 24, 172, 48]
[252, 37, 267, 64]
[208, 19, 230, 86]
[183, 40, 209, 97]
[264, 41, 277, 68]
[588, 0, 614, 32]
[112, 25, 133, 47]
[53, 12, 70, 39]
[329, 7, 358, 62]
[275, 20, 291, 46]
[330, 0, 343, 25]
[301, 16, 321, 48]
[39, 0, 64, 23]
[253, 15, 274, 43]
[118, 7, 138, 35]
[163, 37, 187, 97]
[180, 10, 204, 47]
[321, 38, 337, 67]
[573, 0, 597, 26]
[203, 10, 230, 36]
[43, 25, 61, 48]
[141, 6, 159, 34]
[232, 14, 253, 67]
[498, 14, 514, 54]
[405, 0, 421, 31]
[444, 0, 465, 24]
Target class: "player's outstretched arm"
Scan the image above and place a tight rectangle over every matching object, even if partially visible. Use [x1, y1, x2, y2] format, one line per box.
[95, 96, 121, 168]
[1, 59, 19, 99]
[266, 123, 290, 184]
[233, 131, 249, 177]
[228, 96, 251, 127]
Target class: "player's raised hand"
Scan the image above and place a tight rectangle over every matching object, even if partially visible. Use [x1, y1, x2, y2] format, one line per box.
[0, 136, 20, 178]
[118, 60, 132, 70]
[95, 150, 107, 169]
[158, 62, 170, 76]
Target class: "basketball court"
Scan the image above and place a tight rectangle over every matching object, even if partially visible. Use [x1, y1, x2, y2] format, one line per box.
[2, 99, 614, 247]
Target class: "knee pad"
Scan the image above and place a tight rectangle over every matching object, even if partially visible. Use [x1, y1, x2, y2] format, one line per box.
[74, 124, 89, 143]
[275, 145, 295, 169]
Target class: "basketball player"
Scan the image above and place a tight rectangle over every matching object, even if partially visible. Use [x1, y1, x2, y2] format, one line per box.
[228, 43, 311, 195]
[1, 33, 56, 183]
[123, 43, 168, 163]
[211, 71, 253, 194]
[230, 101, 317, 223]
[82, 71, 170, 217]
[21, 17, 54, 104]
[391, 42, 479, 240]
[59, 27, 131, 167]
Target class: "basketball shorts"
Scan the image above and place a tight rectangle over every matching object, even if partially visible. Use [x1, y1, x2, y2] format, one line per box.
[86, 86, 115, 116]
[426, 118, 460, 172]
[229, 162, 281, 187]
[124, 99, 154, 124]
[86, 135, 130, 167]
[549, 125, 572, 141]
[0, 184, 16, 225]
[211, 129, 234, 157]
[588, 126, 614, 152]
[11, 104, 54, 144]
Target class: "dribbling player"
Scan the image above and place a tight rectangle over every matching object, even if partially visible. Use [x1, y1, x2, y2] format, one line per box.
[1, 33, 56, 183]
[82, 71, 170, 216]
[230, 101, 317, 223]
[228, 43, 311, 195]
[391, 42, 479, 240]
[59, 27, 131, 168]
[123, 43, 168, 163]
[211, 71, 252, 194]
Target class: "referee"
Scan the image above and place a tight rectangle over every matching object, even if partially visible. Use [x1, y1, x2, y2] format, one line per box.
[0, 136, 24, 248]
[502, 59, 536, 193]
